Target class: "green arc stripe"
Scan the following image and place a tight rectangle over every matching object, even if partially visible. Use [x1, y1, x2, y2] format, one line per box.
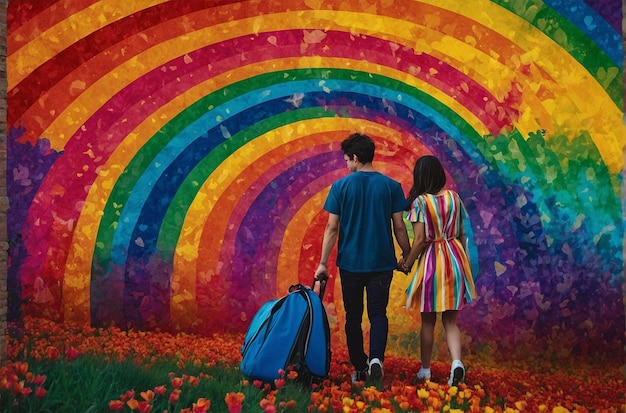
[491, 0, 622, 109]
[155, 106, 339, 253]
[156, 94, 486, 256]
[94, 67, 486, 272]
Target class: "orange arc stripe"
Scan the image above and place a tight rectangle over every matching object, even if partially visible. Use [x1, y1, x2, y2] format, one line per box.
[173, 138, 340, 330]
[199, 123, 425, 278]
[8, 0, 169, 87]
[275, 161, 423, 336]
[22, 4, 514, 142]
[275, 154, 421, 292]
[174, 127, 354, 330]
[275, 188, 331, 296]
[28, 9, 503, 148]
[22, 7, 622, 172]
[173, 119, 415, 329]
[8, 0, 99, 48]
[62, 60, 274, 324]
[61, 54, 488, 325]
[188, 119, 416, 325]
[268, 158, 418, 295]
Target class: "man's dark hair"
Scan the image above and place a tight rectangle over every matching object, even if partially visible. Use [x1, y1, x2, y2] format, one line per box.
[341, 133, 375, 164]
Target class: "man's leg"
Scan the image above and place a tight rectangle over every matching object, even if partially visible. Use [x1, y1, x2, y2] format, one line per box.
[340, 269, 368, 371]
[365, 271, 393, 362]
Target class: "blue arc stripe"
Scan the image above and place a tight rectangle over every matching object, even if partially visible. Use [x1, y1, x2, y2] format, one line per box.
[109, 79, 486, 266]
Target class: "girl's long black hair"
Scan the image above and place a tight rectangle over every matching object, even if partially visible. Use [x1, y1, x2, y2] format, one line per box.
[406, 155, 446, 206]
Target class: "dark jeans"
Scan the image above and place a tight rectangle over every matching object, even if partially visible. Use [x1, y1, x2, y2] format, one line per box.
[339, 269, 393, 371]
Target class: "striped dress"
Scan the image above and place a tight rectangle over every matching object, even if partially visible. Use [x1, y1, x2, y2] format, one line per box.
[405, 189, 477, 312]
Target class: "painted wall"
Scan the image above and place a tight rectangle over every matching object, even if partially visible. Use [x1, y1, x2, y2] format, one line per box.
[0, 0, 8, 365]
[6, 0, 625, 361]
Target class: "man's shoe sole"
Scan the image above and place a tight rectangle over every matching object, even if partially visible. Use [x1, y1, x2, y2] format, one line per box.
[369, 363, 383, 381]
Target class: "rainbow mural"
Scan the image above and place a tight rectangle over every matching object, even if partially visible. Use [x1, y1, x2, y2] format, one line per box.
[6, 0, 625, 361]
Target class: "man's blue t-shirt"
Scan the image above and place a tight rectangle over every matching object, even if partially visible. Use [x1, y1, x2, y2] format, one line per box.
[323, 171, 408, 272]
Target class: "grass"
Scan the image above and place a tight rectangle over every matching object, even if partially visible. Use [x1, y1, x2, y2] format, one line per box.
[2, 356, 322, 413]
[2, 317, 625, 412]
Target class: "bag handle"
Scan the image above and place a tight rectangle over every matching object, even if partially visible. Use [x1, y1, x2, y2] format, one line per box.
[288, 274, 327, 299]
[312, 274, 327, 299]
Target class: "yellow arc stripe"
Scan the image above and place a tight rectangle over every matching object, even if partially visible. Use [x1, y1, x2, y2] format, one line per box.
[172, 130, 344, 331]
[55, 48, 494, 316]
[273, 132, 419, 295]
[26, 9, 623, 173]
[60, 63, 267, 324]
[62, 53, 488, 324]
[172, 121, 369, 328]
[275, 190, 329, 297]
[10, 0, 101, 51]
[419, 0, 625, 170]
[173, 119, 415, 329]
[36, 11, 501, 148]
[61, 52, 451, 325]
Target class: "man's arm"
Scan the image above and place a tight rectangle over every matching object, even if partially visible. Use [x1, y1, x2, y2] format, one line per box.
[392, 211, 411, 257]
[314, 213, 339, 279]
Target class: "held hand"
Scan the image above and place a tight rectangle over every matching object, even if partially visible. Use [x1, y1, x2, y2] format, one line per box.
[397, 257, 412, 274]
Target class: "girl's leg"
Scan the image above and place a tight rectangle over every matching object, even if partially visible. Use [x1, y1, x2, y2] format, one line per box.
[441, 310, 461, 361]
[420, 312, 437, 368]
[442, 310, 465, 385]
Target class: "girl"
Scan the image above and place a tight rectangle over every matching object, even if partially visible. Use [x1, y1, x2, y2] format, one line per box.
[399, 155, 477, 386]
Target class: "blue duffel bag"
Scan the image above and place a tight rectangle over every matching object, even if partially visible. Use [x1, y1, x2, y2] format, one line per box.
[240, 278, 330, 384]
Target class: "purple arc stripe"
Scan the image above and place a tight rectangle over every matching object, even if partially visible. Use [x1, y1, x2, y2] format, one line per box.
[196, 152, 343, 332]
[21, 28, 509, 306]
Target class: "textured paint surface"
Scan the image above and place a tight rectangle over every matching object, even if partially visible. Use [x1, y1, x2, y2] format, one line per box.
[6, 0, 625, 360]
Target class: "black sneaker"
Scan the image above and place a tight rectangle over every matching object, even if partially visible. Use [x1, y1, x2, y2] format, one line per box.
[368, 358, 383, 381]
[448, 360, 465, 386]
[351, 369, 368, 383]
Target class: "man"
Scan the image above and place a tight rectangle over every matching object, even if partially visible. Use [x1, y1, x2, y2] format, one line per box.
[314, 133, 411, 383]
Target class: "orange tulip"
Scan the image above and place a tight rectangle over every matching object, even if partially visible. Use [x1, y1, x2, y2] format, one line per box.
[169, 390, 181, 404]
[225, 391, 245, 413]
[31, 374, 46, 386]
[171, 377, 183, 389]
[192, 397, 211, 413]
[36, 386, 47, 398]
[153, 385, 167, 395]
[140, 390, 154, 402]
[108, 400, 125, 411]
[46, 346, 60, 360]
[127, 398, 139, 410]
[137, 401, 152, 413]
[13, 380, 32, 397]
[14, 362, 29, 376]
